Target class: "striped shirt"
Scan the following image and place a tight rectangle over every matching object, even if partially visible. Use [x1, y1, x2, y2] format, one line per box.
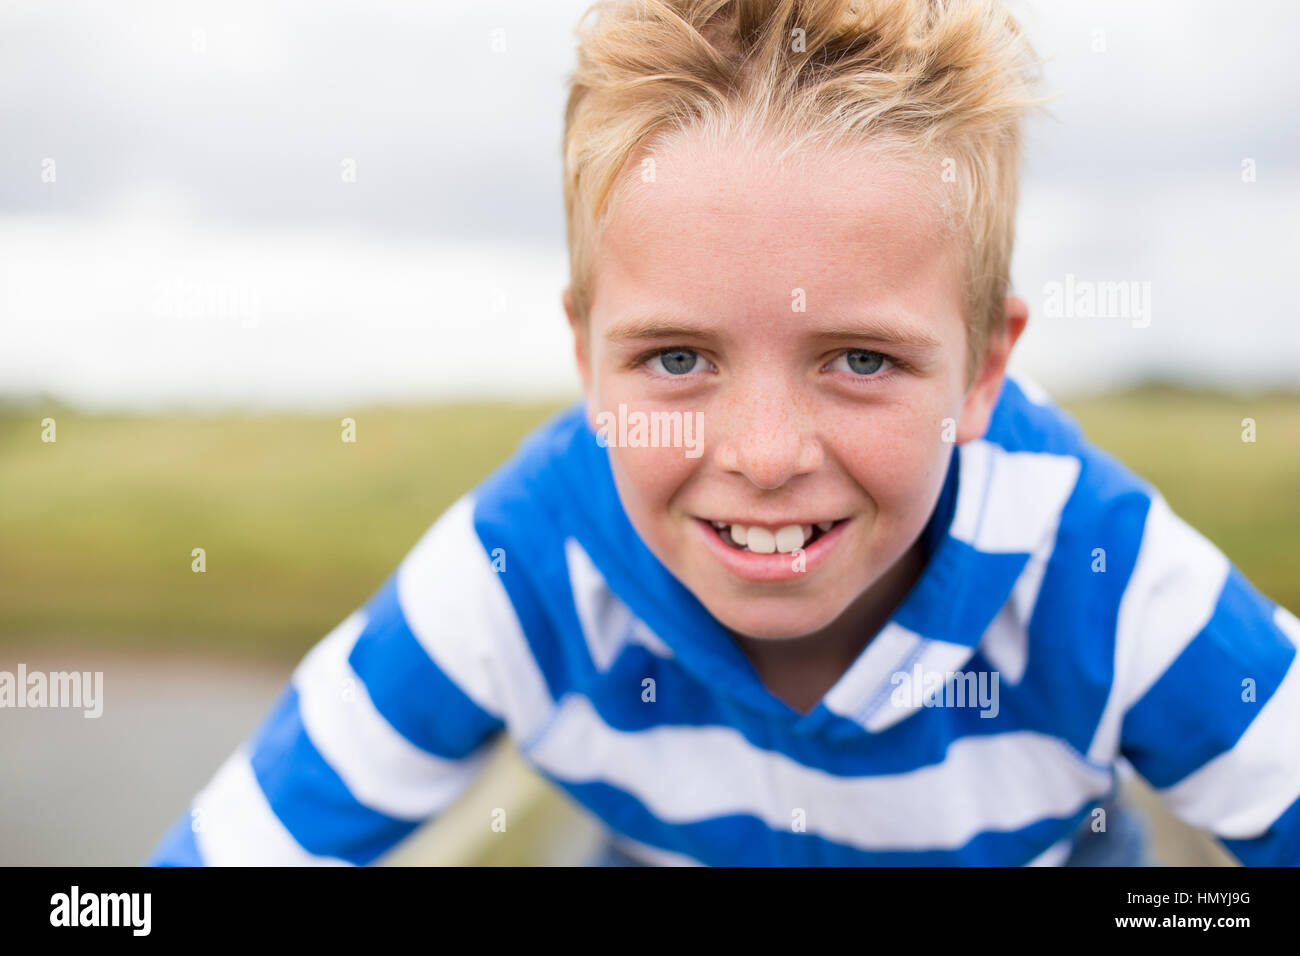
[145, 372, 1300, 866]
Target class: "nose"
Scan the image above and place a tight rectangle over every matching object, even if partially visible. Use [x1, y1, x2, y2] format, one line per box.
[713, 385, 824, 490]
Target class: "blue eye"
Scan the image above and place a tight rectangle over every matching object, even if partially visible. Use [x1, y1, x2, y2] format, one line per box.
[832, 350, 891, 376]
[651, 349, 701, 375]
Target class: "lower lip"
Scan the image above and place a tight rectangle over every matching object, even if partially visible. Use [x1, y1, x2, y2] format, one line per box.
[694, 518, 850, 582]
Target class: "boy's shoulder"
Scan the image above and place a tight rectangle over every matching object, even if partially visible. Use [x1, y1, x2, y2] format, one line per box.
[469, 399, 607, 535]
[982, 371, 1157, 533]
[464, 398, 662, 611]
[986, 371, 1134, 476]
[965, 372, 1173, 638]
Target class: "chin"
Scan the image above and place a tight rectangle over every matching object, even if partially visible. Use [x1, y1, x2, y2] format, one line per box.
[704, 593, 849, 641]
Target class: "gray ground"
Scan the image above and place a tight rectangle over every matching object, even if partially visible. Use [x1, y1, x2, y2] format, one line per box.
[0, 648, 1234, 867]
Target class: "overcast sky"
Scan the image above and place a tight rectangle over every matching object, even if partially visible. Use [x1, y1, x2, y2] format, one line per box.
[1, 0, 1297, 409]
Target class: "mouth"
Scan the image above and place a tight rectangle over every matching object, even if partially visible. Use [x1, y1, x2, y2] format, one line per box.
[692, 515, 851, 583]
[702, 519, 844, 554]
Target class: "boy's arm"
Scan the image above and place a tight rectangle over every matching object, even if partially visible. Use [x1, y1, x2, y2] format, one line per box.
[1091, 493, 1300, 866]
[145, 495, 525, 866]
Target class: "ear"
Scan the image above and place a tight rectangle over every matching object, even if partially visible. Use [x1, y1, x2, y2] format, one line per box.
[955, 294, 1029, 444]
[563, 286, 597, 423]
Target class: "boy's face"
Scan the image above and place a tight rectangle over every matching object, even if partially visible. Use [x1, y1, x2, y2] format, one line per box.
[566, 136, 1026, 641]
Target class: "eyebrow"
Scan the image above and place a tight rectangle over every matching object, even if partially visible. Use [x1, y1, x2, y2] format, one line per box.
[604, 313, 944, 351]
[604, 317, 710, 344]
[810, 320, 944, 351]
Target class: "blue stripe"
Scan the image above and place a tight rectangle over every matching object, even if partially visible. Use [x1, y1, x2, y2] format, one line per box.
[564, 636, 1052, 773]
[1020, 456, 1152, 755]
[143, 806, 204, 866]
[1220, 791, 1300, 866]
[986, 376, 1087, 455]
[1122, 568, 1295, 787]
[471, 491, 571, 704]
[467, 404, 618, 706]
[348, 574, 504, 759]
[247, 684, 418, 865]
[553, 778, 1095, 865]
[893, 542, 1027, 645]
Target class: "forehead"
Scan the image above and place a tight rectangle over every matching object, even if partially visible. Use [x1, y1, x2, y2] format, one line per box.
[591, 133, 964, 337]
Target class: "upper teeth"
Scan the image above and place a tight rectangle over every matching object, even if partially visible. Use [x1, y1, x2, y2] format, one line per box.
[709, 519, 839, 553]
[729, 523, 807, 554]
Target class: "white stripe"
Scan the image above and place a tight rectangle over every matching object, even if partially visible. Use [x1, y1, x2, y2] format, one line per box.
[828, 444, 1071, 727]
[397, 495, 554, 740]
[950, 439, 994, 546]
[980, 601, 1027, 687]
[629, 619, 674, 658]
[527, 695, 1113, 852]
[1087, 494, 1230, 763]
[291, 610, 494, 821]
[565, 538, 674, 671]
[823, 621, 923, 726]
[192, 748, 350, 866]
[862, 638, 983, 733]
[1008, 370, 1053, 406]
[978, 505, 1057, 686]
[610, 834, 703, 867]
[1276, 603, 1300, 650]
[1025, 836, 1074, 866]
[951, 441, 1081, 554]
[1156, 605, 1300, 838]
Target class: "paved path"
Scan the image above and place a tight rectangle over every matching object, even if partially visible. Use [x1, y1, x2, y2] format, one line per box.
[0, 646, 599, 866]
[0, 648, 291, 865]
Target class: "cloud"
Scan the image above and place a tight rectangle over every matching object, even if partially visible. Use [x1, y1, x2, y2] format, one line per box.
[1, 0, 1296, 405]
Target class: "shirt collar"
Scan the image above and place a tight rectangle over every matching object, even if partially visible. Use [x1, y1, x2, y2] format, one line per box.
[563, 400, 1037, 733]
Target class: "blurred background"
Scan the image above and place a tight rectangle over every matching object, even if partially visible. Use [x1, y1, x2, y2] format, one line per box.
[1, 0, 1296, 865]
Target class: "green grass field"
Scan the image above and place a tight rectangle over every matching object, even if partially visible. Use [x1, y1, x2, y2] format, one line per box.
[0, 399, 572, 661]
[2, 385, 1297, 661]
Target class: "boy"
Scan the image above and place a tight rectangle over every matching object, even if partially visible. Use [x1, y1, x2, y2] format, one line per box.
[146, 0, 1300, 866]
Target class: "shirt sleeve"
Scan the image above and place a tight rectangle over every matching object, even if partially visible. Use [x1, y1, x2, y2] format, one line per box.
[1098, 492, 1300, 866]
[144, 495, 526, 866]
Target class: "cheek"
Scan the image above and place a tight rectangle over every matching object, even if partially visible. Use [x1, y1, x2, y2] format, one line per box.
[608, 445, 696, 527]
[595, 372, 701, 529]
[828, 403, 947, 513]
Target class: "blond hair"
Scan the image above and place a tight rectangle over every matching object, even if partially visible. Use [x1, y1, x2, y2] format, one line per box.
[562, 0, 1049, 384]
